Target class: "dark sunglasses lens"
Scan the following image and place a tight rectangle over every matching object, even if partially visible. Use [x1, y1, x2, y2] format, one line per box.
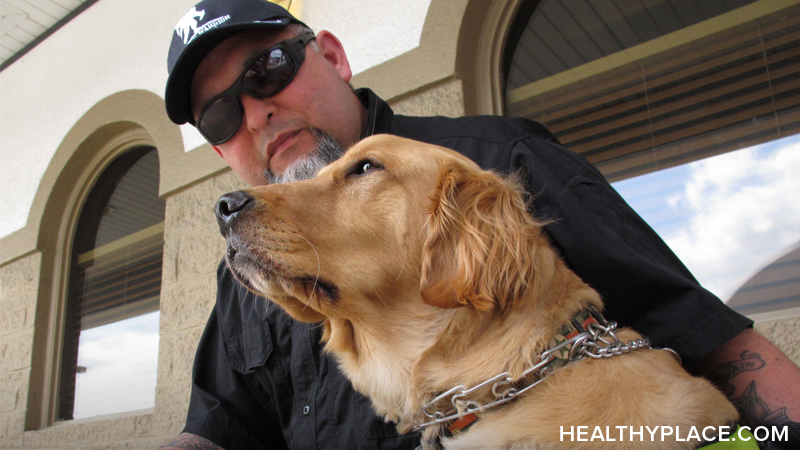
[198, 95, 240, 144]
[242, 48, 296, 96]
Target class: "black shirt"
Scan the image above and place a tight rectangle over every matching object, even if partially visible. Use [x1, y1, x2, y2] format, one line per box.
[182, 89, 752, 449]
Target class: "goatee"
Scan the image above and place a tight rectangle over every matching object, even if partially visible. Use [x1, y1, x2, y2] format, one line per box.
[265, 128, 344, 184]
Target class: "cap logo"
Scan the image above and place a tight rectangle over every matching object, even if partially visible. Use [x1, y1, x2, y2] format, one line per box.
[175, 7, 231, 45]
[175, 7, 205, 44]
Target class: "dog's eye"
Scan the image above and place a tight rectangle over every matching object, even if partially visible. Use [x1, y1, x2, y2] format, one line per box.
[350, 159, 383, 176]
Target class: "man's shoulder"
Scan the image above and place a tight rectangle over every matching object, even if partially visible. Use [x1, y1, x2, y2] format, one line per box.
[387, 113, 567, 174]
[390, 114, 558, 146]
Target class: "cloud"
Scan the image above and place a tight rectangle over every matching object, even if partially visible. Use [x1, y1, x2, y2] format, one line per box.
[73, 312, 160, 419]
[663, 135, 800, 300]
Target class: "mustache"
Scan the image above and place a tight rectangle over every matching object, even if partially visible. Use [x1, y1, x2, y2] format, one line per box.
[265, 128, 344, 184]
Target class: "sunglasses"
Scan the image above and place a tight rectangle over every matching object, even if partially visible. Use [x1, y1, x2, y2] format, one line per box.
[195, 34, 316, 145]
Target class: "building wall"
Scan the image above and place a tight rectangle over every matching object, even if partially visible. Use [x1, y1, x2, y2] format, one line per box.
[755, 317, 800, 366]
[0, 0, 798, 448]
[1, 254, 39, 447]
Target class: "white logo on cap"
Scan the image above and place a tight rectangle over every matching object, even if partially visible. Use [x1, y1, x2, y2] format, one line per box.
[175, 7, 231, 45]
[175, 7, 205, 44]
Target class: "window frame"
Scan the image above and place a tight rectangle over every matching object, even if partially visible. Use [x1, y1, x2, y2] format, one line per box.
[34, 129, 161, 428]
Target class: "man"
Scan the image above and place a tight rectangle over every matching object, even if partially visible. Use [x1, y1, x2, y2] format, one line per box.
[161, 0, 800, 449]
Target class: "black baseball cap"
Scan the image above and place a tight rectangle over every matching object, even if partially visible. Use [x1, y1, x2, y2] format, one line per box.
[165, 0, 307, 125]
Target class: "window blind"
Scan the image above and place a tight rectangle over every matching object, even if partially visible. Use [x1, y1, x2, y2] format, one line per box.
[507, 4, 800, 182]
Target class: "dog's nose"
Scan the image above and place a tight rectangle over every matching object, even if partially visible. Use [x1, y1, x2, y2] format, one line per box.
[215, 191, 253, 237]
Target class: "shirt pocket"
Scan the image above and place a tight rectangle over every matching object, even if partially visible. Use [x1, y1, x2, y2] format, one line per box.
[226, 319, 274, 374]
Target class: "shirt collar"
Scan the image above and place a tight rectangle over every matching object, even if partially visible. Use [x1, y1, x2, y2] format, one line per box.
[356, 88, 394, 138]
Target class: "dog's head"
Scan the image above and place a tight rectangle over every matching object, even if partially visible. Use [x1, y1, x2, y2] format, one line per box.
[215, 135, 546, 327]
[215, 134, 593, 426]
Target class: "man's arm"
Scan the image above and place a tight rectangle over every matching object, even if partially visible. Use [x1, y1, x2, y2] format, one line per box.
[698, 328, 800, 446]
[161, 433, 223, 450]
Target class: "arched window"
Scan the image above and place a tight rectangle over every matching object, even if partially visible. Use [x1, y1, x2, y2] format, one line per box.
[503, 0, 800, 315]
[58, 146, 164, 421]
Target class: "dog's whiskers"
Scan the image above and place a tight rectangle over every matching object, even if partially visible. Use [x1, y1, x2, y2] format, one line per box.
[262, 291, 281, 320]
[395, 247, 407, 282]
[374, 291, 389, 308]
[289, 232, 321, 311]
[310, 319, 328, 331]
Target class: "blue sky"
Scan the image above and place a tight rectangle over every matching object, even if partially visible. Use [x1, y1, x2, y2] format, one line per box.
[612, 134, 800, 301]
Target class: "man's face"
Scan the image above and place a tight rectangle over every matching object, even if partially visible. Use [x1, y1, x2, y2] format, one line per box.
[190, 29, 364, 186]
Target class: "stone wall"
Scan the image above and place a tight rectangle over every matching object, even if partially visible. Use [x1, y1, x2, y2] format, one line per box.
[154, 169, 246, 444]
[0, 170, 244, 449]
[0, 253, 40, 448]
[755, 317, 800, 367]
[389, 79, 466, 118]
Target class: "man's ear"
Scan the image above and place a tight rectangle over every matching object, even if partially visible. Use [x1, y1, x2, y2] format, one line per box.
[314, 30, 353, 83]
[420, 163, 541, 312]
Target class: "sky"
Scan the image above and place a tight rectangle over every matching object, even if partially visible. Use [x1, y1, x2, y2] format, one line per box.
[612, 133, 800, 301]
[72, 311, 160, 419]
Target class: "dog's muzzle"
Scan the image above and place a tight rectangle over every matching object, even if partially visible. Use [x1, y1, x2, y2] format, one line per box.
[215, 190, 254, 238]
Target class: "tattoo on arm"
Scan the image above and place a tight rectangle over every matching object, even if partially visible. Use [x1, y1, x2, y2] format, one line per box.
[710, 351, 799, 430]
[731, 381, 793, 428]
[160, 433, 223, 450]
[710, 351, 765, 397]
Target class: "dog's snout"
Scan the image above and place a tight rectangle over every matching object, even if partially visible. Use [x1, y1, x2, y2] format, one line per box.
[215, 191, 254, 237]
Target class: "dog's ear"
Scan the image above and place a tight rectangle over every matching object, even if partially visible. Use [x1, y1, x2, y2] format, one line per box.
[420, 163, 541, 312]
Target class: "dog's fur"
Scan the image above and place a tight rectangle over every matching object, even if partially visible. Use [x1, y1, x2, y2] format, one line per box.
[220, 135, 737, 449]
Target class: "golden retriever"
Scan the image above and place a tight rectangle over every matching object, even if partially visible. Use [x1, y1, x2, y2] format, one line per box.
[215, 134, 737, 449]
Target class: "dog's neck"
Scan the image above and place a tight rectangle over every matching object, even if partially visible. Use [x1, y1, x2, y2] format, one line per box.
[323, 295, 459, 425]
[328, 242, 603, 433]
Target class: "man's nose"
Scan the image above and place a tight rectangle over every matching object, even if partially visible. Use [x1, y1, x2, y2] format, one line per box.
[240, 94, 277, 134]
[214, 190, 254, 237]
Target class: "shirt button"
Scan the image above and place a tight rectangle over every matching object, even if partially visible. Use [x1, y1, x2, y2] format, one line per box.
[302, 405, 311, 415]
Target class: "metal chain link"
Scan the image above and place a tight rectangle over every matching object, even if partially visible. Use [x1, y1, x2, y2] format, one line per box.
[580, 322, 652, 359]
[413, 321, 652, 430]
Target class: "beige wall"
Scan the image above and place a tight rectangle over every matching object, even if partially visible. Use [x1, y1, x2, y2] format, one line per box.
[755, 317, 800, 367]
[1, 0, 799, 448]
[1, 254, 39, 447]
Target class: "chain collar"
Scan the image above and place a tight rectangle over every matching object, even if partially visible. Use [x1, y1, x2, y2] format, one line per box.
[413, 308, 654, 431]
